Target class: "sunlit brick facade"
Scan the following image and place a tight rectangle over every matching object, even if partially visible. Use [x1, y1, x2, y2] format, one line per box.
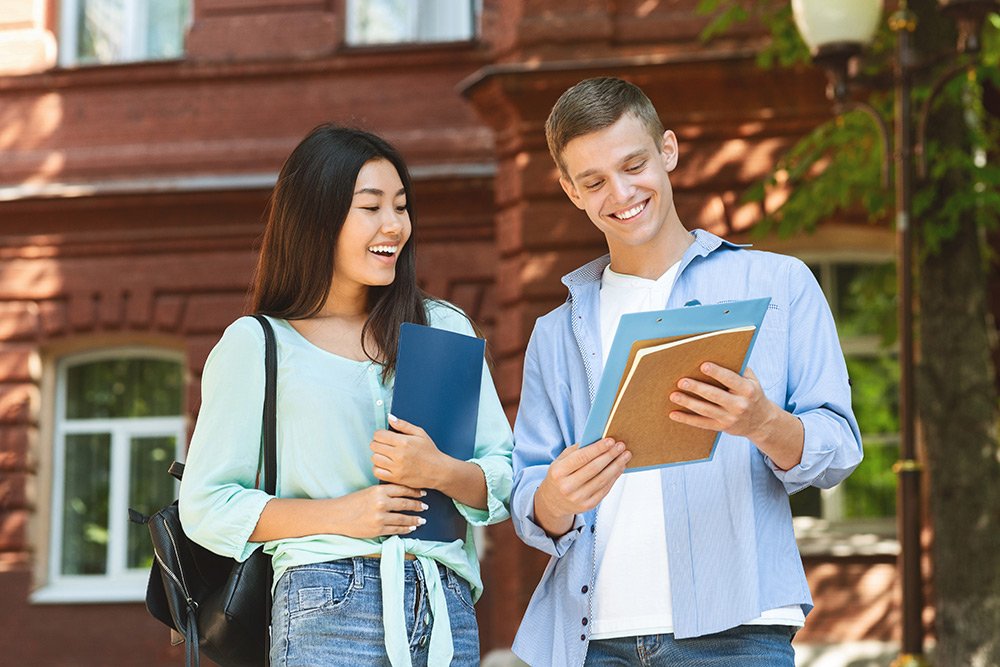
[0, 2, 899, 664]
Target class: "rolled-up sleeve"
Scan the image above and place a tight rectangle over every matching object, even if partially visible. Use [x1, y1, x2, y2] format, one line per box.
[511, 328, 583, 557]
[178, 317, 273, 562]
[454, 357, 514, 526]
[427, 303, 514, 526]
[766, 260, 864, 493]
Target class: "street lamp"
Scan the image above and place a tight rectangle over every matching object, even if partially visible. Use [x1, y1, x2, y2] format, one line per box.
[791, 1, 999, 666]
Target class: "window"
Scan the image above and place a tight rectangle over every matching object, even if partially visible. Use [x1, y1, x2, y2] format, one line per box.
[345, 0, 480, 46]
[59, 0, 192, 66]
[34, 350, 185, 603]
[792, 259, 900, 552]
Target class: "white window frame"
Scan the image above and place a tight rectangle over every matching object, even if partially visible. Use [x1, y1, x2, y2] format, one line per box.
[58, 0, 190, 67]
[345, 0, 480, 46]
[792, 253, 899, 556]
[32, 348, 185, 604]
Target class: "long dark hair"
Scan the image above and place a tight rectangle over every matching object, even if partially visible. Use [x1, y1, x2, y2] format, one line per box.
[250, 124, 427, 380]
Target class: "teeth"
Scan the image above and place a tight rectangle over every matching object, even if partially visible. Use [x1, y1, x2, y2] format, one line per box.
[613, 202, 645, 220]
[368, 245, 398, 255]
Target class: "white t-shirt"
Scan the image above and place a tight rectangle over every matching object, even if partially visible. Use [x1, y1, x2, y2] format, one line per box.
[590, 263, 804, 640]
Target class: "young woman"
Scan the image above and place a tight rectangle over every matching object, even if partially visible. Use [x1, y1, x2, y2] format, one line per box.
[178, 125, 513, 667]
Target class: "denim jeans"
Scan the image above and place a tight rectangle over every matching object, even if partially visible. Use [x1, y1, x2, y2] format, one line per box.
[584, 625, 796, 666]
[270, 557, 479, 666]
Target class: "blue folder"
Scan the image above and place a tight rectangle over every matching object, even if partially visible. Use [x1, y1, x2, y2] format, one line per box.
[581, 298, 772, 471]
[390, 322, 485, 542]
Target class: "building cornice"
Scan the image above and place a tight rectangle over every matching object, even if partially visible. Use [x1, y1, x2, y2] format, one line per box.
[0, 163, 496, 202]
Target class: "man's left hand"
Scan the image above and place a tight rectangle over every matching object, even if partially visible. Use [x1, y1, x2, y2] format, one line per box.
[667, 364, 778, 442]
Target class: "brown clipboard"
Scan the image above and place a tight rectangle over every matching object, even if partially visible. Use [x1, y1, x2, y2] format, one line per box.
[602, 326, 756, 469]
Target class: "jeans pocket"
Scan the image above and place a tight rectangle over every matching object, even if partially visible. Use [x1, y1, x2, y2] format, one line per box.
[445, 572, 476, 612]
[287, 565, 358, 619]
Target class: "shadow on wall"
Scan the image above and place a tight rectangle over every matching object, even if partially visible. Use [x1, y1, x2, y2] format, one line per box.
[796, 640, 928, 667]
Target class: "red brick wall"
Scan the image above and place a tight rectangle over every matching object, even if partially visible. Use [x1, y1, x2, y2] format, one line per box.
[0, 0, 908, 662]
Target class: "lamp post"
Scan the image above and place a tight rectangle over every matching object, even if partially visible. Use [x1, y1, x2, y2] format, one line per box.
[791, 1, 999, 665]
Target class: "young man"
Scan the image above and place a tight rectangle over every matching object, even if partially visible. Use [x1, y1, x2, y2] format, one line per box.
[510, 77, 863, 666]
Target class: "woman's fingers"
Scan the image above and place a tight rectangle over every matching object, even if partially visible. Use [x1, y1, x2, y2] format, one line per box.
[389, 496, 428, 513]
[380, 483, 426, 498]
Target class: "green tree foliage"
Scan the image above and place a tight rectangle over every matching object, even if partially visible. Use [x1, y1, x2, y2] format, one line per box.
[697, 3, 1000, 665]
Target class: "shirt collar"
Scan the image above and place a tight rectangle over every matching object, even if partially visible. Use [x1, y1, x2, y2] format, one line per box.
[561, 229, 748, 290]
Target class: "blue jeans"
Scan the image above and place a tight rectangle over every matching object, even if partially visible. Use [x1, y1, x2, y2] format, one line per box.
[270, 557, 479, 666]
[584, 625, 796, 666]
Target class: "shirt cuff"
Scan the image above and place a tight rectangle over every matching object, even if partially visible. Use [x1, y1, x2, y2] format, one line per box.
[453, 457, 511, 526]
[230, 491, 273, 562]
[764, 415, 838, 494]
[518, 486, 585, 558]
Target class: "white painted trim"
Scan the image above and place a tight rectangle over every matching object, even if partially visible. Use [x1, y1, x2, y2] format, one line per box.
[0, 163, 496, 202]
[56, 0, 190, 67]
[58, 0, 80, 67]
[30, 574, 149, 604]
[346, 0, 477, 46]
[44, 348, 185, 603]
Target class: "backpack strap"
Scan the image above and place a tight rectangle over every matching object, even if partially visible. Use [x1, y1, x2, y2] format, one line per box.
[251, 314, 278, 497]
[250, 314, 277, 667]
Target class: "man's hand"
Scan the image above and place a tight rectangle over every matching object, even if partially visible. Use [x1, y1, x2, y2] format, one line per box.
[533, 438, 631, 538]
[669, 363, 803, 470]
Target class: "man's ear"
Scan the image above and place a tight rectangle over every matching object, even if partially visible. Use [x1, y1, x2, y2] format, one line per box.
[660, 130, 679, 172]
[559, 176, 586, 210]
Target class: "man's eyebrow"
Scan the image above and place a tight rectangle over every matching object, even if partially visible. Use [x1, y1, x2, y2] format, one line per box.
[571, 149, 649, 182]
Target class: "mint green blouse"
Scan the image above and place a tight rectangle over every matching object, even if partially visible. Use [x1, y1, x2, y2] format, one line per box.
[178, 301, 514, 667]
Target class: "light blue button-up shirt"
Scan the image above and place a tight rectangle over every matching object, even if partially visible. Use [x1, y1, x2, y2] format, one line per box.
[510, 230, 863, 667]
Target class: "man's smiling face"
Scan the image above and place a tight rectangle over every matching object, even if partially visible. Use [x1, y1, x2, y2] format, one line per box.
[558, 113, 680, 262]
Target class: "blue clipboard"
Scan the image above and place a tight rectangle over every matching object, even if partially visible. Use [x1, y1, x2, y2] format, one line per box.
[390, 322, 484, 542]
[580, 297, 771, 471]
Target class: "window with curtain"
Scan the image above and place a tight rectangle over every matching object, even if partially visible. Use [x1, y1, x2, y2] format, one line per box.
[35, 350, 185, 602]
[345, 0, 480, 45]
[59, 0, 192, 66]
[791, 259, 899, 541]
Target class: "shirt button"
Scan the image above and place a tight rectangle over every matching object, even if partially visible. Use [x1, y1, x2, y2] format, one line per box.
[580, 634, 586, 641]
[376, 399, 384, 406]
[590, 525, 596, 533]
[582, 617, 588, 626]
[581, 585, 589, 594]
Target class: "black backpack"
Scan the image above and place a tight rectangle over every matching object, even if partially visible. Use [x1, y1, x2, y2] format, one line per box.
[130, 314, 277, 667]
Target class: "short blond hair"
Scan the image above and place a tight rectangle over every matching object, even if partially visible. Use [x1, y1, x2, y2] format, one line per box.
[545, 77, 665, 177]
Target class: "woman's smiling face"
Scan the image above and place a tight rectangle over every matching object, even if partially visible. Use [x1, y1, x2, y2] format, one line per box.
[332, 158, 411, 292]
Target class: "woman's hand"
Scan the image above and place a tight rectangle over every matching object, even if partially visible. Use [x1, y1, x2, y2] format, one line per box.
[328, 483, 428, 539]
[370, 415, 490, 510]
[370, 415, 448, 489]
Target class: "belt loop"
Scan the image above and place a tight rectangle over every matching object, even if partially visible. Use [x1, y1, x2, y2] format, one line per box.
[414, 556, 425, 590]
[353, 556, 364, 589]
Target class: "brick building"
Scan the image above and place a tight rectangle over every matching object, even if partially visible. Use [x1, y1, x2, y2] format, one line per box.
[1, 1, 900, 664]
